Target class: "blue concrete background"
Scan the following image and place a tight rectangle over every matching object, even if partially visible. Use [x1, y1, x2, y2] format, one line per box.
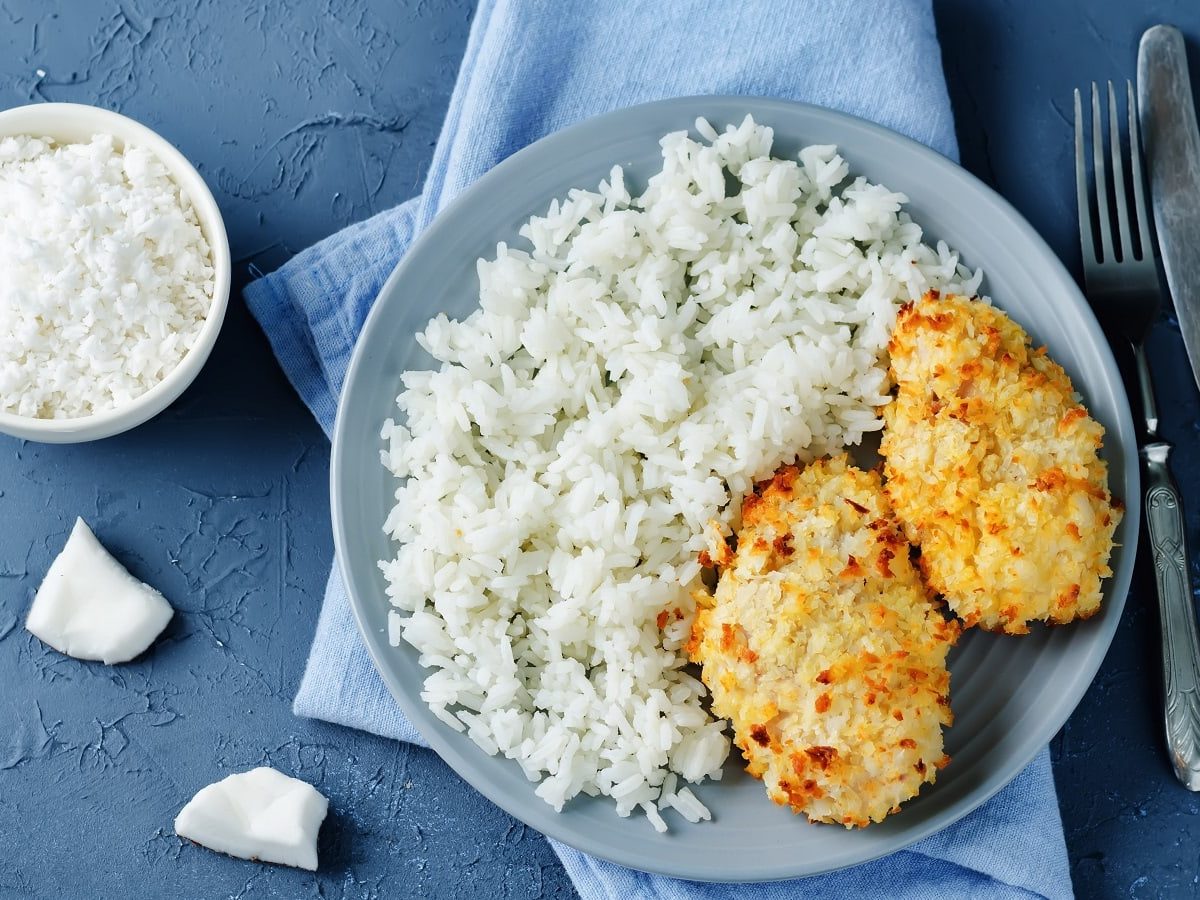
[0, 1, 1198, 897]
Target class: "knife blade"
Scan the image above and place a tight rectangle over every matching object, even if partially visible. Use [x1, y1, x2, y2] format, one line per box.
[1138, 26, 1200, 393]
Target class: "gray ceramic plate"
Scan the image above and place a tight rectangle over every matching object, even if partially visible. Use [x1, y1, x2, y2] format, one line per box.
[331, 96, 1139, 881]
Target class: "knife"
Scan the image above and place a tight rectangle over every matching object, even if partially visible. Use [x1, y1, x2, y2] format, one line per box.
[1139, 26, 1200, 790]
[1139, 26, 1200, 390]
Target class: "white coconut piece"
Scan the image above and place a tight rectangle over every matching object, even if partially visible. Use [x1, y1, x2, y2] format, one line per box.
[174, 767, 329, 870]
[26, 517, 173, 664]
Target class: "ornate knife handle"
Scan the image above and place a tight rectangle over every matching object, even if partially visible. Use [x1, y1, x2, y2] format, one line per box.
[1143, 441, 1200, 790]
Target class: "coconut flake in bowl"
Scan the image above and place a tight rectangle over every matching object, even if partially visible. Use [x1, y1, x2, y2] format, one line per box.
[0, 132, 213, 419]
[0, 102, 231, 443]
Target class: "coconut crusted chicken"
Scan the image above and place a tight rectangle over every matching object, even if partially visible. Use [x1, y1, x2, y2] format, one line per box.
[687, 455, 958, 827]
[881, 292, 1121, 634]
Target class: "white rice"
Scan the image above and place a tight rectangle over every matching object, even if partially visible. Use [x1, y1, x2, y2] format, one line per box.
[0, 133, 213, 419]
[379, 115, 981, 827]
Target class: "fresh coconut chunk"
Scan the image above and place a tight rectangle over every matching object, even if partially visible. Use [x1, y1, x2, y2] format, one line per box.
[174, 767, 329, 870]
[26, 518, 173, 664]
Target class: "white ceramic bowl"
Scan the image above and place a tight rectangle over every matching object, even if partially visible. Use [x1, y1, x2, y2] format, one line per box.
[0, 103, 231, 443]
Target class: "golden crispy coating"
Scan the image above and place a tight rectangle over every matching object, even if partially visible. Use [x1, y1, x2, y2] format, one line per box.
[687, 455, 957, 828]
[881, 292, 1122, 634]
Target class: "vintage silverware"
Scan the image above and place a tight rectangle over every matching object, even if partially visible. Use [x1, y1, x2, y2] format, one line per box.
[1139, 25, 1200, 393]
[1074, 79, 1200, 790]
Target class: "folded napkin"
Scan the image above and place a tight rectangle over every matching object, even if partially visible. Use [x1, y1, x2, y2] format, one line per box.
[244, 1, 1073, 896]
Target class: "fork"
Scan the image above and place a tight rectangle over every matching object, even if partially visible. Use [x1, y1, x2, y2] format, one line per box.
[1075, 80, 1200, 790]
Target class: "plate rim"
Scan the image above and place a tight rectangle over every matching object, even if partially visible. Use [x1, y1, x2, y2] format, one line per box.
[330, 94, 1140, 882]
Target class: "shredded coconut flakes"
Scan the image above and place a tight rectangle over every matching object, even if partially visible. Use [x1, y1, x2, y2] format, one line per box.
[0, 133, 214, 419]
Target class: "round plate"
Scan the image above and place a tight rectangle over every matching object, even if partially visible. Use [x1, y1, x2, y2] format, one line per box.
[332, 96, 1139, 881]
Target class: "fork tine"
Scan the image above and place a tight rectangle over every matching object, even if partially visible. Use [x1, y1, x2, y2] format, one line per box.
[1127, 80, 1153, 261]
[1074, 88, 1098, 266]
[1107, 81, 1133, 263]
[1091, 83, 1115, 264]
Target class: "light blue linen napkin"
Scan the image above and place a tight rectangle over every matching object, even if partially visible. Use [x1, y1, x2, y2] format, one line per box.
[244, 1, 1073, 897]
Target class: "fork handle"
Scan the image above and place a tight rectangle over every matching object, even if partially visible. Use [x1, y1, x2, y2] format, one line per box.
[1143, 441, 1200, 790]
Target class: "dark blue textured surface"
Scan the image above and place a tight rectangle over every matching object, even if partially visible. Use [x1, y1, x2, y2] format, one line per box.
[1, 2, 1199, 898]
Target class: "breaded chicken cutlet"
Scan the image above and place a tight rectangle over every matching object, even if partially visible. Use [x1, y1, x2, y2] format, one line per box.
[881, 292, 1121, 634]
[687, 455, 958, 828]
